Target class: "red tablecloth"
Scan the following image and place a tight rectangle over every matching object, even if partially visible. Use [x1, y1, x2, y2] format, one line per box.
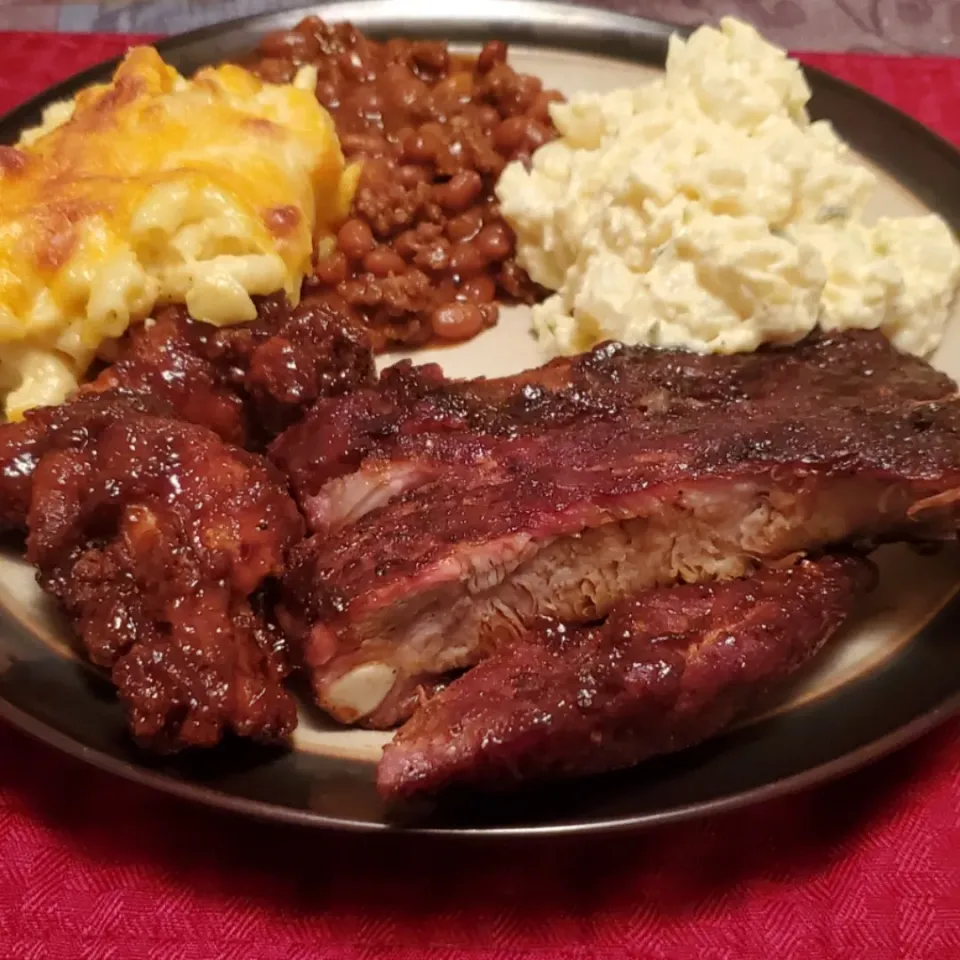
[0, 32, 959, 960]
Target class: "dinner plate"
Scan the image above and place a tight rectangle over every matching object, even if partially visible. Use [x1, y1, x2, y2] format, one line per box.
[1, 0, 959, 836]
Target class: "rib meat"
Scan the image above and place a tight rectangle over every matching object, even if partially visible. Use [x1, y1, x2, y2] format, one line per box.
[271, 345, 682, 533]
[277, 331, 960, 728]
[27, 412, 305, 751]
[271, 330, 959, 534]
[377, 555, 874, 799]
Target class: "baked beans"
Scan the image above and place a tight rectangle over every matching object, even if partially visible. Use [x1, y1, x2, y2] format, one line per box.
[245, 18, 562, 348]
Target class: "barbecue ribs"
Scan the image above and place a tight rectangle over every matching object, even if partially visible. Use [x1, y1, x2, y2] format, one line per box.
[378, 555, 874, 799]
[270, 328, 957, 534]
[27, 411, 305, 750]
[276, 331, 960, 728]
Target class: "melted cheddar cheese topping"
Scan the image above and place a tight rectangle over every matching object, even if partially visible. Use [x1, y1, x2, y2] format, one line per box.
[0, 46, 355, 419]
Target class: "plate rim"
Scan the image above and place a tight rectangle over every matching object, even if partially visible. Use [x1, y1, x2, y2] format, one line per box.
[1, 0, 960, 836]
[2, 676, 958, 837]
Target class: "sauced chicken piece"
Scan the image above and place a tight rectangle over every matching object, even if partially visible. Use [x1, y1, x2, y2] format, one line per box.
[26, 413, 305, 751]
[0, 392, 167, 533]
[211, 294, 375, 441]
[0, 294, 375, 533]
[86, 292, 376, 447]
[378, 555, 874, 799]
[82, 310, 249, 445]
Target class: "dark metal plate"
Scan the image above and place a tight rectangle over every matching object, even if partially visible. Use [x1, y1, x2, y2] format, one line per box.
[1, 0, 959, 835]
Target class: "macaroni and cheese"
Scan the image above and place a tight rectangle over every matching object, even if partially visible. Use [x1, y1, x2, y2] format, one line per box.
[0, 46, 354, 418]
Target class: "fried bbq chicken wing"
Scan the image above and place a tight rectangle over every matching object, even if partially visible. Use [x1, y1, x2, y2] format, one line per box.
[378, 555, 874, 800]
[26, 412, 305, 751]
[0, 392, 166, 533]
[0, 294, 375, 534]
[85, 292, 376, 448]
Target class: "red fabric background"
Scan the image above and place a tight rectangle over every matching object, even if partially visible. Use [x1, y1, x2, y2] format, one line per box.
[0, 32, 959, 959]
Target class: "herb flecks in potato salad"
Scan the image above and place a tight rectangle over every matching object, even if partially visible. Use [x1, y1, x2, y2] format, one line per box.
[496, 17, 960, 357]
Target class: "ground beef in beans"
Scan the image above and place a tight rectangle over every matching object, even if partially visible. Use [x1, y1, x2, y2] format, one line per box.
[244, 19, 562, 349]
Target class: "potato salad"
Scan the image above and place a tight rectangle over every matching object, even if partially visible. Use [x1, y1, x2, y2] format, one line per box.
[496, 17, 960, 357]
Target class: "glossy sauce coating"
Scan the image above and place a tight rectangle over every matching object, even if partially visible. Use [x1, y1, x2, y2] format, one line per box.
[26, 411, 305, 751]
[377, 556, 875, 798]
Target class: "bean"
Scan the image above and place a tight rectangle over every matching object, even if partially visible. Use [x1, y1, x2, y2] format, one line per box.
[493, 116, 529, 154]
[338, 49, 373, 82]
[383, 37, 409, 62]
[458, 274, 496, 303]
[363, 248, 407, 277]
[434, 139, 467, 177]
[393, 224, 442, 258]
[345, 86, 383, 117]
[395, 165, 429, 189]
[395, 77, 429, 109]
[474, 223, 512, 262]
[340, 132, 389, 157]
[476, 105, 501, 129]
[411, 41, 450, 78]
[436, 170, 483, 213]
[434, 278, 459, 305]
[431, 302, 485, 340]
[394, 229, 423, 259]
[384, 63, 428, 109]
[403, 126, 446, 164]
[449, 243, 487, 278]
[357, 157, 393, 187]
[497, 259, 530, 299]
[446, 209, 483, 242]
[476, 41, 507, 75]
[413, 240, 450, 272]
[512, 74, 543, 110]
[260, 30, 320, 63]
[431, 73, 474, 112]
[315, 80, 341, 109]
[255, 57, 296, 84]
[523, 121, 552, 151]
[293, 15, 323, 36]
[395, 127, 419, 159]
[313, 252, 349, 285]
[337, 219, 375, 260]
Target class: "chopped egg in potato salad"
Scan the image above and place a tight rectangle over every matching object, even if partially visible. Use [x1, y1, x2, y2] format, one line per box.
[497, 17, 960, 357]
[0, 47, 355, 420]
